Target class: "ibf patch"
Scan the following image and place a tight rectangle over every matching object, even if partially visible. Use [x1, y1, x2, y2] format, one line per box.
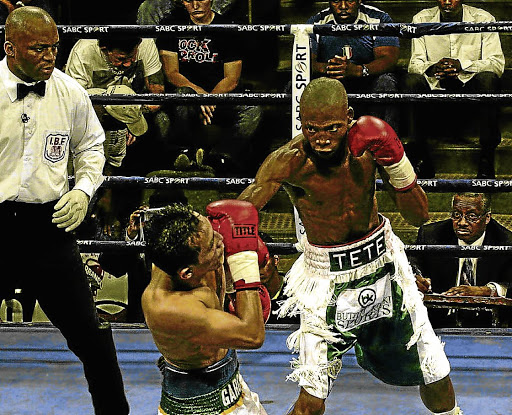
[44, 133, 69, 163]
[232, 224, 256, 238]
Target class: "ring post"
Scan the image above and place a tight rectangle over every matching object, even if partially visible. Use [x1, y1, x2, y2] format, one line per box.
[290, 24, 313, 241]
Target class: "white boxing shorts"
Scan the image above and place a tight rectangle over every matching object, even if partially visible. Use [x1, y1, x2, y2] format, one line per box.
[279, 215, 451, 399]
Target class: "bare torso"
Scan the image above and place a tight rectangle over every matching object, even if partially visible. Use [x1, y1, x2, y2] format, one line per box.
[142, 266, 228, 370]
[241, 134, 380, 245]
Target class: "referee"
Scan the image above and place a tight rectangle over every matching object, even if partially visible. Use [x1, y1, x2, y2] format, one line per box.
[0, 7, 129, 414]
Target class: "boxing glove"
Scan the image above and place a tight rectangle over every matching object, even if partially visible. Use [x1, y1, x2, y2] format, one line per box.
[227, 285, 271, 323]
[348, 116, 416, 191]
[206, 200, 261, 290]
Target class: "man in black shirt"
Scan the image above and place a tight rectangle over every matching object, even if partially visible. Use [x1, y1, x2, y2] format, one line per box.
[157, 0, 262, 176]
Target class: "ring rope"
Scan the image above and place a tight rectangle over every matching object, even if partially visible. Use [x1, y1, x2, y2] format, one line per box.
[0, 22, 506, 37]
[89, 176, 512, 193]
[88, 92, 512, 105]
[53, 22, 512, 263]
[76, 240, 512, 256]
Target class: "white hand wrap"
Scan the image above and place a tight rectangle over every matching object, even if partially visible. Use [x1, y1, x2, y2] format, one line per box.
[227, 251, 261, 290]
[383, 154, 417, 191]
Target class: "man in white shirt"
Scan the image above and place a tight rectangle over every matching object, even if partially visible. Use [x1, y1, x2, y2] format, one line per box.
[404, 0, 505, 179]
[412, 193, 512, 328]
[0, 7, 129, 413]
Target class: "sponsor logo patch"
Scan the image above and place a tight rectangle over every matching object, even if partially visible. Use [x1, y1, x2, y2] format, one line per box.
[334, 276, 393, 332]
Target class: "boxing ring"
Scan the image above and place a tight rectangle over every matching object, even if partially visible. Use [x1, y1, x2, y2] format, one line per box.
[2, 21, 512, 414]
[0, 324, 511, 414]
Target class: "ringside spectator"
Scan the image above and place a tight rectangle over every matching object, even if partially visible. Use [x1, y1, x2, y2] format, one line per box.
[404, 0, 505, 179]
[156, 0, 262, 176]
[410, 193, 512, 328]
[306, 0, 401, 133]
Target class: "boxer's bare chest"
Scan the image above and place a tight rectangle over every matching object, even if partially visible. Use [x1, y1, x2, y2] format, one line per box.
[284, 153, 380, 244]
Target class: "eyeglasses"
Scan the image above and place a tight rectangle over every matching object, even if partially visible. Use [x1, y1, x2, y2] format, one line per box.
[450, 211, 486, 223]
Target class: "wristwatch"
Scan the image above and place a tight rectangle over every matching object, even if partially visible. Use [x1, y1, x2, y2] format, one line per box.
[361, 64, 370, 77]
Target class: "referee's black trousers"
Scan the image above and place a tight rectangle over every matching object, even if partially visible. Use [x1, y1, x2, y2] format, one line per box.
[0, 201, 129, 415]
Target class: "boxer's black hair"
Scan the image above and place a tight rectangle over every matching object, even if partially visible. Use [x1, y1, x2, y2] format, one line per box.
[145, 204, 201, 276]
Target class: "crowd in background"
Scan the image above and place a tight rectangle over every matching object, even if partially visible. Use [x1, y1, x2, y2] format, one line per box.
[1, 0, 511, 329]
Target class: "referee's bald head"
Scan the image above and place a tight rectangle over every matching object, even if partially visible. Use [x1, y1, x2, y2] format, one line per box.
[5, 6, 56, 43]
[4, 6, 59, 82]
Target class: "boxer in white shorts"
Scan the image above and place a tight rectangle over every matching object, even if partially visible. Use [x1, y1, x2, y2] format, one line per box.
[238, 77, 461, 414]
[279, 216, 451, 399]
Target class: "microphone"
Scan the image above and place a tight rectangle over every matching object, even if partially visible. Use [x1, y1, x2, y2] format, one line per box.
[21, 113, 30, 123]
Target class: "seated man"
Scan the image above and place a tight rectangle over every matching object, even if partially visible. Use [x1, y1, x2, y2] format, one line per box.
[136, 0, 238, 24]
[156, 0, 262, 176]
[65, 35, 167, 232]
[65, 34, 168, 166]
[142, 200, 268, 414]
[411, 192, 512, 328]
[307, 0, 400, 133]
[404, 0, 505, 179]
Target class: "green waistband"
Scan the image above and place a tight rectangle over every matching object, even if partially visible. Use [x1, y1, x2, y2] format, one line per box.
[160, 368, 242, 415]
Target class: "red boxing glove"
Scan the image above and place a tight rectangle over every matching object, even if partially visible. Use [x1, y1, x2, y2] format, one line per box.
[348, 116, 403, 166]
[227, 286, 271, 323]
[348, 116, 416, 191]
[206, 200, 261, 290]
[227, 294, 236, 315]
[206, 199, 259, 257]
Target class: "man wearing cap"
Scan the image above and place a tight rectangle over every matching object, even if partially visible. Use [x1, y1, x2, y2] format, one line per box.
[65, 35, 166, 234]
[65, 36, 165, 165]
[87, 85, 148, 171]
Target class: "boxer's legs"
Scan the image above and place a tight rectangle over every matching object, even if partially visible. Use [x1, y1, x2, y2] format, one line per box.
[287, 388, 326, 415]
[420, 375, 458, 414]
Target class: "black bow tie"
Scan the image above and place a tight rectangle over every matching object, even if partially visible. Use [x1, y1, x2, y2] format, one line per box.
[17, 81, 46, 100]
